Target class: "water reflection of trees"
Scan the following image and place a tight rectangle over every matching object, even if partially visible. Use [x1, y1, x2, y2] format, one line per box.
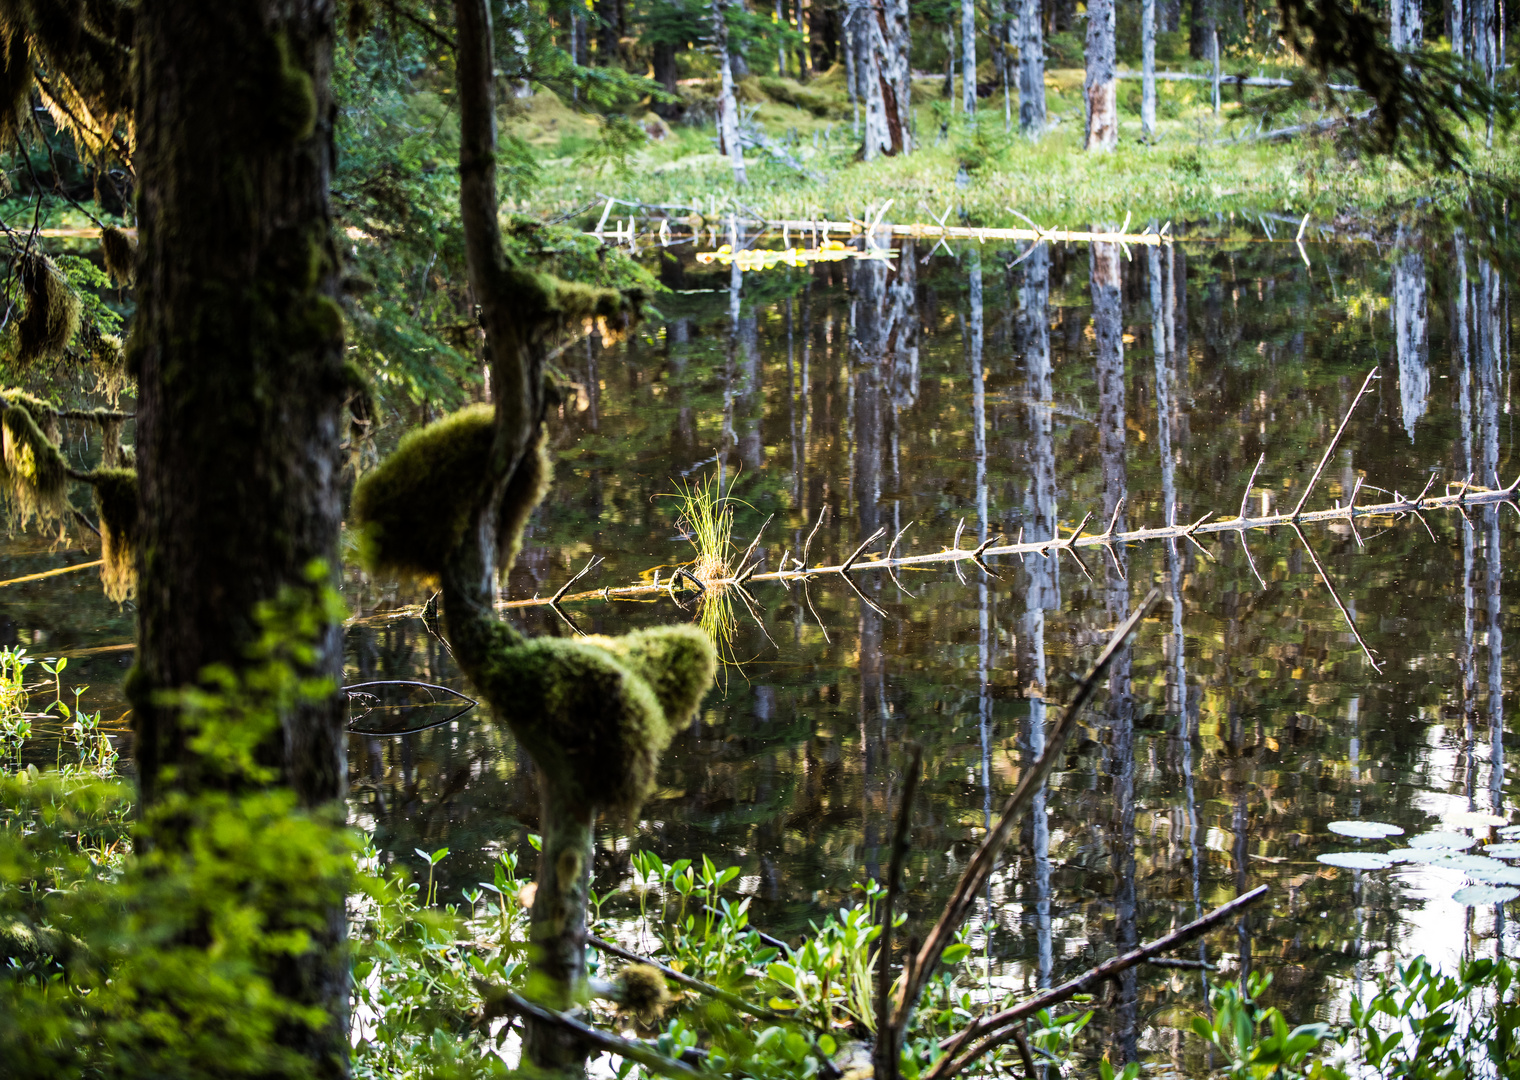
[337, 235, 1519, 1068]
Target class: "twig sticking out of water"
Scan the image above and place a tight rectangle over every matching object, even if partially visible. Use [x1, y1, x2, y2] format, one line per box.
[926, 885, 1270, 1080]
[875, 590, 1161, 1070]
[1293, 367, 1379, 519]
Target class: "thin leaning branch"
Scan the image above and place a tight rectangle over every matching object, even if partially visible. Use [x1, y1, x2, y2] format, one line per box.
[926, 886, 1270, 1080]
[479, 987, 701, 1078]
[883, 590, 1162, 1047]
[1293, 367, 1379, 519]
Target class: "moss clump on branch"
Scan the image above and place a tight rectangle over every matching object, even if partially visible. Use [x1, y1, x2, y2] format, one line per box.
[473, 624, 715, 817]
[614, 964, 671, 1021]
[1, 404, 66, 524]
[350, 404, 550, 581]
[14, 253, 81, 365]
[88, 467, 136, 602]
[100, 226, 136, 286]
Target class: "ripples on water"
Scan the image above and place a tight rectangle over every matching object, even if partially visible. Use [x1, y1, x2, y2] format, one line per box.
[5, 222, 1517, 1070]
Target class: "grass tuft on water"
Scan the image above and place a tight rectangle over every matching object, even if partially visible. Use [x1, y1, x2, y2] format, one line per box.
[660, 473, 751, 672]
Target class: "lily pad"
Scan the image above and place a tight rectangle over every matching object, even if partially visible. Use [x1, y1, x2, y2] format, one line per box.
[1409, 832, 1477, 851]
[1328, 821, 1405, 839]
[1317, 851, 1398, 870]
[1483, 843, 1520, 859]
[1430, 854, 1497, 872]
[1460, 862, 1520, 886]
[1453, 884, 1520, 906]
[1384, 848, 1424, 863]
[1500, 825, 1520, 839]
[1447, 811, 1508, 829]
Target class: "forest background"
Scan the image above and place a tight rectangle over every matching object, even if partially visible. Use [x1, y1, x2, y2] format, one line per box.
[0, 0, 1515, 1079]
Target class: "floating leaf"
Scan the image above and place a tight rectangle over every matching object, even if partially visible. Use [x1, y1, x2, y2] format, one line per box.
[1430, 854, 1496, 872]
[1484, 843, 1520, 859]
[1328, 821, 1405, 839]
[1385, 848, 1425, 863]
[1317, 851, 1398, 870]
[1460, 862, 1520, 886]
[1409, 832, 1477, 851]
[1447, 811, 1508, 829]
[1453, 884, 1520, 906]
[1500, 824, 1520, 839]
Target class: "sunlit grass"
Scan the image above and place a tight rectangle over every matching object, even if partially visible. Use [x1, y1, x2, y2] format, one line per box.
[659, 472, 752, 673]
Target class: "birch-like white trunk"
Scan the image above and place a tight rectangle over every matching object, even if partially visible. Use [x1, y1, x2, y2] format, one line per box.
[1084, 0, 1117, 149]
[1018, 0, 1046, 134]
[714, 0, 748, 185]
[1391, 0, 1423, 50]
[1393, 226, 1429, 440]
[861, 0, 912, 157]
[962, 0, 978, 119]
[1141, 0, 1156, 139]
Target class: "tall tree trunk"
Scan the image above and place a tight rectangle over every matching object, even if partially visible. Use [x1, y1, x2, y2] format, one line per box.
[1190, 0, 1212, 58]
[715, 0, 748, 184]
[797, 0, 812, 77]
[1084, 0, 1117, 148]
[961, 0, 978, 118]
[652, 40, 682, 118]
[1160, 0, 1180, 33]
[1393, 225, 1429, 439]
[595, 0, 621, 64]
[776, 0, 788, 74]
[1450, 0, 1467, 60]
[944, 20, 955, 100]
[1392, 0, 1423, 49]
[1018, 0, 1046, 134]
[132, 0, 348, 1072]
[861, 0, 910, 156]
[1142, 0, 1156, 139]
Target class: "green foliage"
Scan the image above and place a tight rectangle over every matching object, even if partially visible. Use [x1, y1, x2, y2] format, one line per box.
[13, 252, 80, 366]
[1192, 972, 1339, 1078]
[0, 571, 356, 1079]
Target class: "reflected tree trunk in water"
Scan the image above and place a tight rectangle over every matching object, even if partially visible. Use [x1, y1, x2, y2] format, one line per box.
[1019, 243, 1057, 993]
[1093, 240, 1137, 1063]
[1477, 259, 1504, 820]
[1393, 226, 1429, 440]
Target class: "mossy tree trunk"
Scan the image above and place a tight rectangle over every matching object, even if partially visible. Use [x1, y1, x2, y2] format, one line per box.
[131, 0, 348, 1073]
[447, 1, 588, 1072]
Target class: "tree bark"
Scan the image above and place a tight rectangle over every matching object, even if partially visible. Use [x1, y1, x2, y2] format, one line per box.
[132, 0, 348, 1072]
[961, 0, 978, 118]
[1190, 0, 1212, 58]
[715, 0, 748, 185]
[594, 0, 622, 64]
[1018, 0, 1045, 133]
[1084, 0, 1117, 149]
[1391, 0, 1422, 49]
[1141, 0, 1157, 138]
[861, 0, 910, 157]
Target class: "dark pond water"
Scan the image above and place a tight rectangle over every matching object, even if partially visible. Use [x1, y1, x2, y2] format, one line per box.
[6, 219, 1519, 1073]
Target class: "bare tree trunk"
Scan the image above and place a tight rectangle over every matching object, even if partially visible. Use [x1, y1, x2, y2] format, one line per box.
[944, 20, 955, 101]
[1393, 225, 1429, 440]
[798, 0, 812, 77]
[1190, 0, 1212, 58]
[1084, 0, 1117, 148]
[861, 0, 911, 156]
[1392, 0, 1423, 49]
[962, 0, 978, 118]
[1450, 0, 1467, 60]
[132, 0, 348, 1072]
[1018, 0, 1046, 134]
[844, 6, 860, 135]
[1142, 0, 1157, 139]
[714, 0, 748, 185]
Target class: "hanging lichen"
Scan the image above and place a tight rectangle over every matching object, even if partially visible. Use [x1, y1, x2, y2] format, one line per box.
[14, 252, 81, 365]
[613, 964, 671, 1023]
[0, 22, 31, 145]
[89, 466, 136, 602]
[350, 404, 550, 581]
[1, 403, 67, 524]
[100, 225, 136, 286]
